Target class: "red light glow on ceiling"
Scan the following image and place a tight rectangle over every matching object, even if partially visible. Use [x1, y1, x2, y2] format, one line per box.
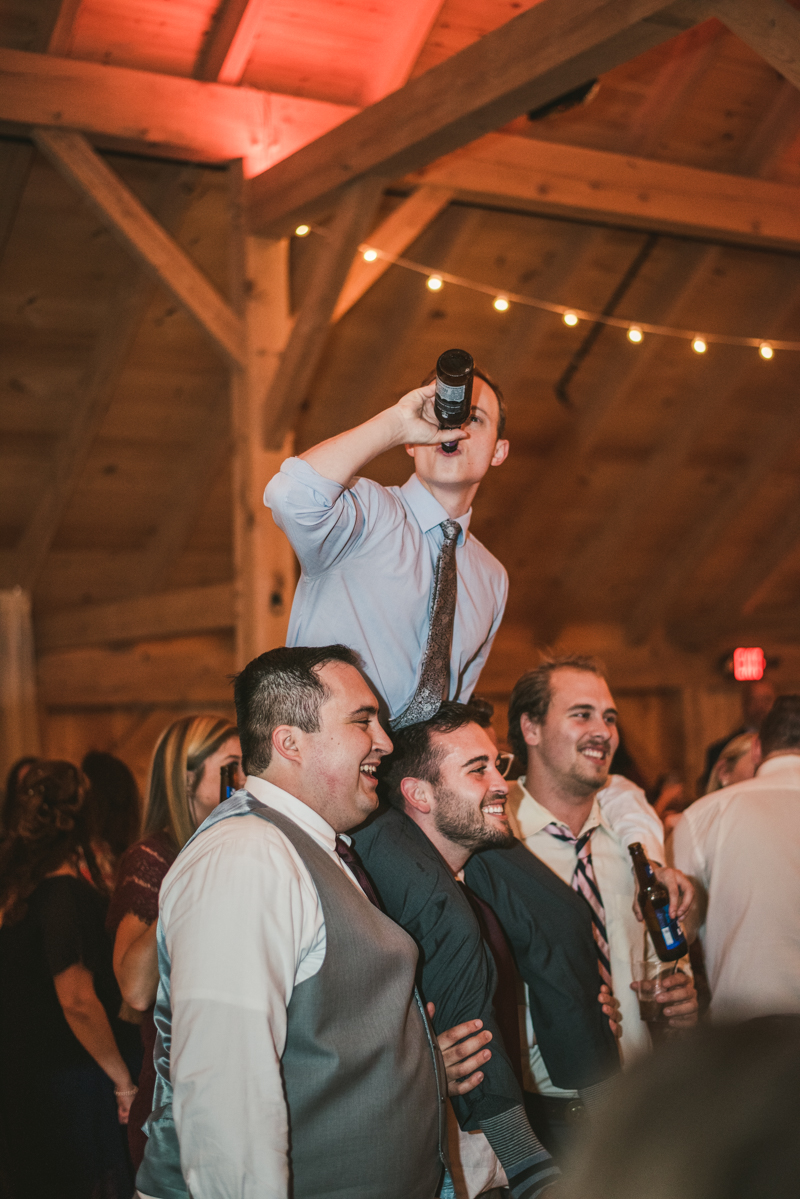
[733, 647, 766, 682]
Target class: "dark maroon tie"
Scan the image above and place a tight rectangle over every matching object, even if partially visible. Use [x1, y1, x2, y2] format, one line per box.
[461, 882, 524, 1088]
[335, 836, 382, 910]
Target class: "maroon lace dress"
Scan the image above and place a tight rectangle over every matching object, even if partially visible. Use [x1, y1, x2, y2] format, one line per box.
[107, 830, 177, 1170]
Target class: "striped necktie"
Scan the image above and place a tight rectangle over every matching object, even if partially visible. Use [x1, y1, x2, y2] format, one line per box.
[545, 822, 612, 989]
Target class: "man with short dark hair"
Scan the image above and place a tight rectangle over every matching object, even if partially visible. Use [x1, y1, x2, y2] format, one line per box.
[674, 693, 800, 1020]
[354, 701, 620, 1197]
[498, 658, 697, 1151]
[137, 645, 449, 1199]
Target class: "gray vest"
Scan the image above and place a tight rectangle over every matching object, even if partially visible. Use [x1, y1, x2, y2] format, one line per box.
[137, 795, 446, 1199]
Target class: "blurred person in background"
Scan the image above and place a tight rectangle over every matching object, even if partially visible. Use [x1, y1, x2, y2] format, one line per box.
[1, 755, 37, 835]
[0, 760, 140, 1199]
[82, 750, 142, 883]
[704, 733, 758, 794]
[673, 695, 800, 1022]
[698, 679, 775, 793]
[107, 714, 242, 1170]
[561, 1015, 800, 1199]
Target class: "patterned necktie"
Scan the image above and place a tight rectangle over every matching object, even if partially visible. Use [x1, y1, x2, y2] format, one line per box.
[393, 519, 461, 729]
[545, 822, 613, 989]
[335, 836, 382, 909]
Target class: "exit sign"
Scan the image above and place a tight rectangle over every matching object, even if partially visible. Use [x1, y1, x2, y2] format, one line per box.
[733, 647, 766, 681]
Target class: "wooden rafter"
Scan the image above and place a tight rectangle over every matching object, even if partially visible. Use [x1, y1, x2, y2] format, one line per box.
[36, 584, 235, 652]
[410, 132, 800, 253]
[263, 176, 385, 450]
[33, 129, 246, 367]
[713, 0, 800, 92]
[194, 0, 271, 84]
[0, 167, 199, 593]
[333, 186, 454, 322]
[245, 0, 708, 232]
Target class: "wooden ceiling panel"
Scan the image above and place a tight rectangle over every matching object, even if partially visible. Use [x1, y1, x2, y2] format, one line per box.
[66, 0, 214, 75]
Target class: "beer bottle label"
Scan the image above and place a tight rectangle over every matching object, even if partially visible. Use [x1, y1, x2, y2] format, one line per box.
[655, 905, 680, 947]
[437, 380, 466, 404]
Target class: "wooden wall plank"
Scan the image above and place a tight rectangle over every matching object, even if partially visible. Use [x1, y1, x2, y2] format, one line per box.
[245, 0, 705, 232]
[36, 583, 235, 651]
[33, 129, 246, 367]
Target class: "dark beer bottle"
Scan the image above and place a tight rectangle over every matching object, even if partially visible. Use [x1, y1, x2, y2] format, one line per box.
[434, 349, 474, 453]
[628, 842, 687, 962]
[219, 763, 236, 805]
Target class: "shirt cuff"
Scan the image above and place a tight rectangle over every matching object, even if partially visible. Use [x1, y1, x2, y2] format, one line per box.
[264, 456, 347, 510]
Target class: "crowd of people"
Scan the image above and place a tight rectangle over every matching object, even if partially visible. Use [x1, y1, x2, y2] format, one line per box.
[1, 371, 798, 1199]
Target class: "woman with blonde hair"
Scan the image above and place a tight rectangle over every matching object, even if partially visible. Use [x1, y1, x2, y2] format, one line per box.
[0, 760, 140, 1198]
[705, 732, 758, 794]
[107, 714, 242, 1168]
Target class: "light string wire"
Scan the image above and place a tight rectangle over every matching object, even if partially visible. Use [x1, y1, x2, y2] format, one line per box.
[298, 223, 799, 354]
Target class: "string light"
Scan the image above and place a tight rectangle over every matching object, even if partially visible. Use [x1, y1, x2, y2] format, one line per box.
[627, 325, 643, 344]
[563, 311, 579, 327]
[362, 248, 378, 261]
[294, 224, 310, 237]
[692, 337, 707, 354]
[426, 275, 443, 291]
[759, 342, 774, 360]
[493, 296, 510, 312]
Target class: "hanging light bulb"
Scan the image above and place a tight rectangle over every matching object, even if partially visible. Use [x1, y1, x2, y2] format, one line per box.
[759, 341, 774, 360]
[426, 275, 443, 291]
[692, 337, 707, 354]
[563, 311, 579, 326]
[627, 325, 643, 344]
[362, 248, 378, 262]
[493, 296, 510, 312]
[294, 224, 310, 237]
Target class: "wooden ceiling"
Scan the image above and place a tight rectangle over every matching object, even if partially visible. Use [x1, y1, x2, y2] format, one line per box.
[2, 0, 800, 686]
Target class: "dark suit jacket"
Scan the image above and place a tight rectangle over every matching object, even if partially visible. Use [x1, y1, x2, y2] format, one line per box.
[465, 843, 619, 1090]
[352, 809, 619, 1130]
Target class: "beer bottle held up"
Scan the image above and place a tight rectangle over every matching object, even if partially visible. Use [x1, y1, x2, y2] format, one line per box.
[628, 842, 688, 962]
[434, 348, 474, 454]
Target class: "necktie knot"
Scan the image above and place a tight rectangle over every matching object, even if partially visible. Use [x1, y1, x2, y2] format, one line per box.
[440, 519, 461, 543]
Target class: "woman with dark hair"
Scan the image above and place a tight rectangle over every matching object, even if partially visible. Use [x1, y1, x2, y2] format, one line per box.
[1, 754, 37, 835]
[0, 760, 139, 1199]
[107, 714, 242, 1168]
[81, 750, 142, 876]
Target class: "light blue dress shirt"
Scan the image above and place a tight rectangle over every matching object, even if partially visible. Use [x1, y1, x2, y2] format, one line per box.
[265, 458, 509, 721]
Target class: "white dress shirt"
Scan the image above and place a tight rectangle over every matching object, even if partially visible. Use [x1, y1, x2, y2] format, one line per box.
[508, 778, 658, 1095]
[265, 458, 508, 721]
[148, 777, 368, 1199]
[672, 754, 800, 1021]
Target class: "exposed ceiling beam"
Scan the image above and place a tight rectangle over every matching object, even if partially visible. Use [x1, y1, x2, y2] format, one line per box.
[263, 176, 385, 449]
[410, 130, 800, 252]
[194, 0, 270, 84]
[332, 185, 454, 322]
[0, 47, 357, 176]
[36, 583, 235, 652]
[33, 128, 245, 367]
[712, 0, 800, 91]
[245, 0, 709, 233]
[0, 167, 199, 592]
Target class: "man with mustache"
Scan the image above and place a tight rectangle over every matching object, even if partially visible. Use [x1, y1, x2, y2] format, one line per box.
[466, 656, 698, 1154]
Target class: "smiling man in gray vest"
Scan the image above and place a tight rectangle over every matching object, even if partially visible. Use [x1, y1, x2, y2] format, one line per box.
[136, 645, 448, 1199]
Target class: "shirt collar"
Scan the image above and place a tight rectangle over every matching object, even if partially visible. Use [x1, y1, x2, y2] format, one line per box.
[514, 775, 606, 840]
[755, 754, 800, 781]
[244, 774, 342, 852]
[400, 472, 472, 541]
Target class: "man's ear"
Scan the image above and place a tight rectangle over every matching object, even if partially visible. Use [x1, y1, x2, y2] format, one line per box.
[400, 775, 433, 815]
[520, 712, 542, 748]
[272, 725, 301, 765]
[490, 438, 509, 468]
[405, 444, 416, 460]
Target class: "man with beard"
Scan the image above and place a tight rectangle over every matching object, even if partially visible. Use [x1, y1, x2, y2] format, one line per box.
[467, 656, 697, 1154]
[353, 703, 621, 1198]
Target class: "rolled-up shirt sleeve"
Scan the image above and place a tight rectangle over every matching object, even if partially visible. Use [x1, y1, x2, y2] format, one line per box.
[163, 820, 323, 1199]
[265, 457, 394, 577]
